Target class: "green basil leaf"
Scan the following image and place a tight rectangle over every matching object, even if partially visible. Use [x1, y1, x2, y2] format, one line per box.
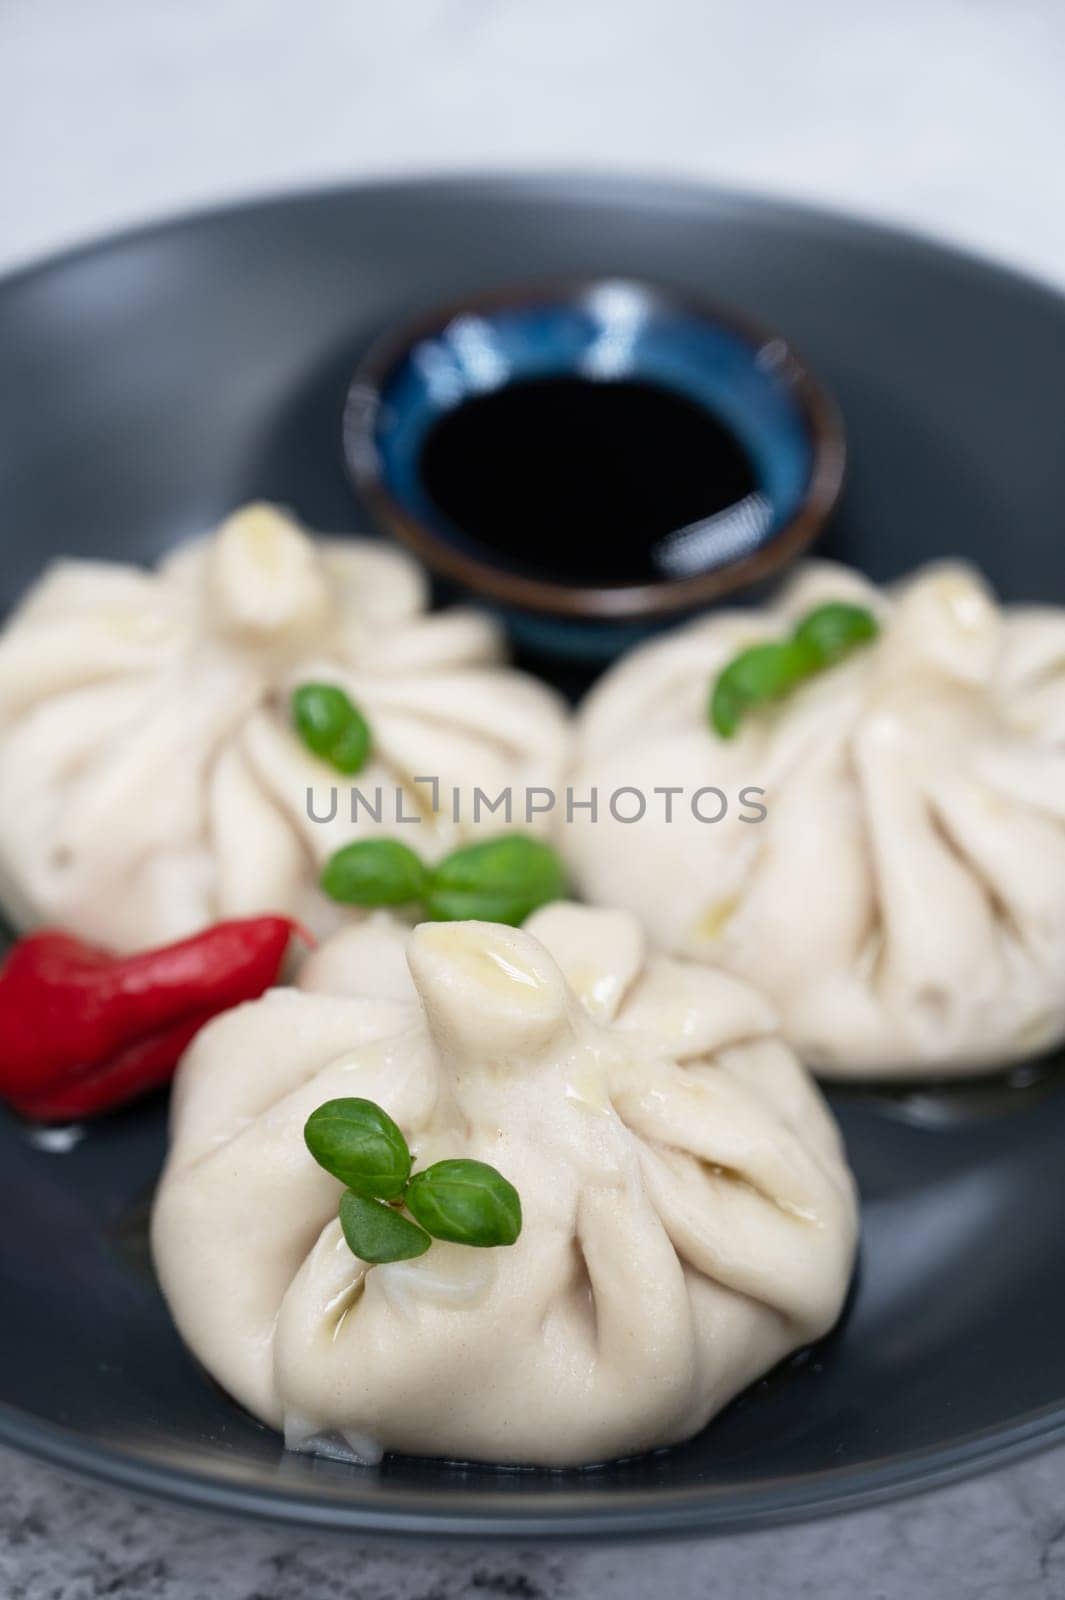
[424, 835, 567, 925]
[709, 602, 878, 739]
[292, 682, 372, 775]
[338, 1190, 430, 1263]
[320, 838, 429, 906]
[792, 601, 879, 665]
[326, 712, 372, 775]
[406, 1158, 522, 1247]
[304, 1098, 412, 1200]
[708, 671, 745, 740]
[709, 640, 811, 738]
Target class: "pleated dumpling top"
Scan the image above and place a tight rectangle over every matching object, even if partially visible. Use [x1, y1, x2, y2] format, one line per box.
[564, 561, 1065, 1078]
[0, 503, 569, 949]
[152, 904, 857, 1467]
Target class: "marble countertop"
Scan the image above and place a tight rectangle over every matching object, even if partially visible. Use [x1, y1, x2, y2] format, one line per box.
[3, 1441, 1065, 1600]
[4, 0, 1065, 292]
[2, 1, 1065, 1595]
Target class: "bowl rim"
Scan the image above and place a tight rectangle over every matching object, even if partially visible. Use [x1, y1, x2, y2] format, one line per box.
[342, 274, 846, 620]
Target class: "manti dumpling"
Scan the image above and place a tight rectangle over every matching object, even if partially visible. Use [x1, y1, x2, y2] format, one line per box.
[0, 503, 569, 949]
[151, 904, 857, 1468]
[564, 561, 1065, 1079]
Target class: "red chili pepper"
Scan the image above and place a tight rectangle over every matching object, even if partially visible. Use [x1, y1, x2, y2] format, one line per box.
[0, 916, 303, 1122]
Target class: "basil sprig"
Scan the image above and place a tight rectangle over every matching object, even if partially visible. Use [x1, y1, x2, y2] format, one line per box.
[292, 683, 372, 775]
[423, 835, 566, 924]
[320, 838, 428, 907]
[304, 1098, 411, 1200]
[710, 601, 879, 739]
[338, 1191, 431, 1263]
[320, 833, 567, 926]
[407, 1159, 522, 1247]
[305, 1097, 522, 1264]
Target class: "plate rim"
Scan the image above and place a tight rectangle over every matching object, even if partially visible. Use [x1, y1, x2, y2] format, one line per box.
[4, 168, 1065, 1539]
[4, 165, 1065, 317]
[1, 1395, 1064, 1541]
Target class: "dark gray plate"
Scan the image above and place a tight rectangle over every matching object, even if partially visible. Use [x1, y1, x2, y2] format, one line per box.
[1, 174, 1065, 1542]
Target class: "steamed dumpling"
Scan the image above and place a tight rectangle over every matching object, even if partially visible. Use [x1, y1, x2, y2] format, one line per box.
[151, 904, 857, 1468]
[564, 561, 1065, 1079]
[0, 503, 569, 949]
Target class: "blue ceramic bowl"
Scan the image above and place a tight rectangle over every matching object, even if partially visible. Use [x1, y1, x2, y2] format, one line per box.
[343, 279, 844, 657]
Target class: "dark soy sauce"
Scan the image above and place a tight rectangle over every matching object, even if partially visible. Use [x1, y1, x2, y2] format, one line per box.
[418, 375, 763, 587]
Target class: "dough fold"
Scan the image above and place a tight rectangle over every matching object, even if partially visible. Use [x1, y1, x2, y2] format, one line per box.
[152, 905, 857, 1467]
[565, 562, 1065, 1078]
[0, 504, 569, 948]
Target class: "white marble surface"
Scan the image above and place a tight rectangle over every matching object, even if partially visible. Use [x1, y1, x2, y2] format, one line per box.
[3, 1440, 1065, 1600]
[3, 1, 1065, 1595]
[2, 0, 1065, 289]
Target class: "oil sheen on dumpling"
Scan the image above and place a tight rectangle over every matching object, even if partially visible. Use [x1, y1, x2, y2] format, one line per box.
[564, 561, 1065, 1079]
[151, 905, 857, 1469]
[0, 503, 569, 949]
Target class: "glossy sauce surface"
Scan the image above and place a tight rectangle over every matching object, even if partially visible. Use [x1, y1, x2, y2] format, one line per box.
[419, 375, 760, 585]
